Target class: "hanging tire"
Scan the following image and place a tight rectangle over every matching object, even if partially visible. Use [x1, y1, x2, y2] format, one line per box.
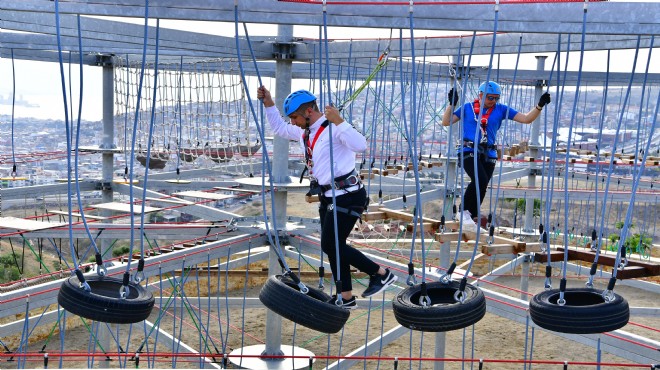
[529, 288, 629, 334]
[392, 281, 486, 332]
[259, 275, 349, 334]
[58, 275, 155, 324]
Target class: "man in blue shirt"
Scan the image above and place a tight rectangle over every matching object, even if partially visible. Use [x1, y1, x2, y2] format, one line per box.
[442, 81, 551, 230]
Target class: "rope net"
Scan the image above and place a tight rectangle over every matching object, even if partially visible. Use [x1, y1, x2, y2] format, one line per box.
[113, 58, 261, 171]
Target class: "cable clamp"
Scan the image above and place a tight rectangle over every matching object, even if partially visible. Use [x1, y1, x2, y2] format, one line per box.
[585, 276, 594, 288]
[453, 289, 467, 304]
[494, 0, 500, 12]
[602, 289, 615, 303]
[419, 295, 432, 307]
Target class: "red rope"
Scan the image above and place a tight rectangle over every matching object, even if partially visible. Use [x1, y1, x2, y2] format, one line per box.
[0, 352, 649, 367]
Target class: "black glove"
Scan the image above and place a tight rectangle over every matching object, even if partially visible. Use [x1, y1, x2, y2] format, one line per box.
[448, 88, 459, 106]
[537, 92, 551, 108]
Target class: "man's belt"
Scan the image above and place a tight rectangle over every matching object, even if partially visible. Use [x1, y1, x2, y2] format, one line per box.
[319, 170, 361, 193]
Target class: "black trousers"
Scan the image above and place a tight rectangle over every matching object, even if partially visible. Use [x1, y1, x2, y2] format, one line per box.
[319, 186, 378, 293]
[461, 154, 496, 218]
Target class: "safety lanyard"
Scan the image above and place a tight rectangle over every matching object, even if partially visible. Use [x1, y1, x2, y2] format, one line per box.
[472, 100, 494, 143]
[302, 120, 329, 173]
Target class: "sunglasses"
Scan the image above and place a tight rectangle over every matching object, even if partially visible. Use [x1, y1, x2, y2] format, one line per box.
[486, 96, 500, 102]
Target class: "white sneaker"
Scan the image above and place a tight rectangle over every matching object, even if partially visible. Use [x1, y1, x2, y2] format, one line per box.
[460, 211, 478, 232]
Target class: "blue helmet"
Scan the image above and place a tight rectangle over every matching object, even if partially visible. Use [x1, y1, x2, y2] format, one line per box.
[478, 81, 502, 95]
[283, 90, 317, 116]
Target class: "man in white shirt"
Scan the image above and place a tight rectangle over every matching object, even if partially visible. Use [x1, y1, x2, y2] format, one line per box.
[257, 86, 397, 309]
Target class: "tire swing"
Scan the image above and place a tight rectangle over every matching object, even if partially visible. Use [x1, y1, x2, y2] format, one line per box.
[259, 274, 350, 334]
[58, 271, 155, 324]
[393, 278, 486, 332]
[529, 286, 629, 334]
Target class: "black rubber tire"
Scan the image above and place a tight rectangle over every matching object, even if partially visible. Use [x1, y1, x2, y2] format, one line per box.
[392, 281, 486, 332]
[529, 288, 629, 334]
[258, 275, 350, 334]
[58, 275, 155, 324]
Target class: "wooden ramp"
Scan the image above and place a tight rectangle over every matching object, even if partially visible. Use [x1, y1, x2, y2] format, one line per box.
[533, 246, 660, 279]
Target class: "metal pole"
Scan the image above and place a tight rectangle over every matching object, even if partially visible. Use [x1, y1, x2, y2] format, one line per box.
[262, 24, 294, 358]
[434, 241, 451, 370]
[100, 60, 115, 367]
[523, 56, 547, 233]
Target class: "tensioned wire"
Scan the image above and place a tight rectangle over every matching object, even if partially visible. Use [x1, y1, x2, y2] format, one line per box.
[541, 33, 568, 288]
[558, 0, 589, 303]
[440, 30, 478, 284]
[589, 55, 611, 281]
[488, 34, 523, 229]
[233, 3, 302, 289]
[400, 5, 432, 291]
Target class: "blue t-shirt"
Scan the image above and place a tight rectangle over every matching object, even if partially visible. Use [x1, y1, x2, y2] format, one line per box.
[453, 102, 518, 158]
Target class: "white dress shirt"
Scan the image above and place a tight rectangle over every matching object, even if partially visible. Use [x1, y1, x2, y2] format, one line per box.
[265, 105, 367, 196]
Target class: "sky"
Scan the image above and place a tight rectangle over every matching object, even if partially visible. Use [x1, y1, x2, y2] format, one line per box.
[0, 0, 658, 121]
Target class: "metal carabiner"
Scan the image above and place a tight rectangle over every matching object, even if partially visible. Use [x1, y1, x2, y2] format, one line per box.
[602, 289, 616, 303]
[96, 263, 108, 277]
[133, 270, 146, 284]
[453, 289, 467, 304]
[79, 281, 91, 292]
[585, 275, 594, 288]
[419, 295, 432, 308]
[439, 273, 452, 285]
[119, 285, 130, 299]
[406, 274, 417, 287]
[544, 277, 552, 290]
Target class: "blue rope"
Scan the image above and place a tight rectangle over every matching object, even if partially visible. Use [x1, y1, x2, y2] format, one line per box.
[558, 2, 589, 303]
[235, 8, 297, 278]
[136, 18, 162, 282]
[125, 0, 150, 281]
[490, 35, 522, 221]
[609, 42, 657, 284]
[403, 3, 430, 287]
[594, 36, 642, 288]
[321, 0, 345, 298]
[71, 14, 104, 273]
[54, 0, 81, 276]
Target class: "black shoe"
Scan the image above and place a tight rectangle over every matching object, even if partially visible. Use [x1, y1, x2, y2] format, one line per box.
[328, 295, 357, 310]
[362, 269, 397, 298]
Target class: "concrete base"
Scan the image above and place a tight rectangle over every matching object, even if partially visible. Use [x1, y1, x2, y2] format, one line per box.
[229, 345, 314, 370]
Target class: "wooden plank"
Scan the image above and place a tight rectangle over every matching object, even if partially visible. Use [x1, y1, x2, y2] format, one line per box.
[617, 266, 648, 279]
[533, 250, 565, 263]
[379, 207, 443, 230]
[213, 186, 261, 194]
[359, 172, 375, 180]
[463, 231, 526, 248]
[434, 232, 470, 243]
[481, 243, 543, 255]
[0, 217, 65, 231]
[48, 210, 107, 220]
[173, 190, 234, 201]
[362, 211, 388, 222]
[559, 247, 659, 277]
[145, 196, 194, 205]
[90, 202, 161, 214]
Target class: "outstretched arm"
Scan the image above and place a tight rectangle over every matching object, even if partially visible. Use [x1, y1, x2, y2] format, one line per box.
[513, 92, 551, 124]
